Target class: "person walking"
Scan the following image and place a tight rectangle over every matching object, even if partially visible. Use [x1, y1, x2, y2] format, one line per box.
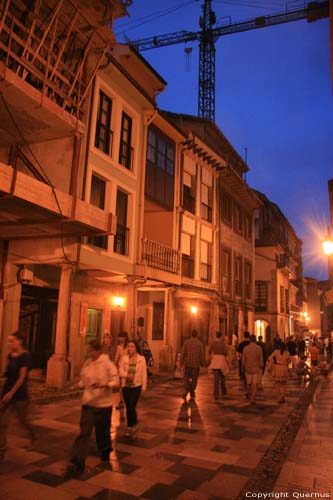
[267, 341, 291, 404]
[102, 333, 116, 361]
[119, 340, 147, 437]
[0, 331, 35, 461]
[297, 337, 306, 359]
[287, 336, 298, 373]
[181, 329, 205, 401]
[207, 332, 229, 400]
[66, 340, 119, 476]
[242, 334, 263, 404]
[236, 331, 250, 386]
[114, 331, 129, 410]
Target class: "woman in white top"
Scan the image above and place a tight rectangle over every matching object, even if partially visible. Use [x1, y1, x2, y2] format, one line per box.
[119, 340, 147, 437]
[114, 331, 129, 410]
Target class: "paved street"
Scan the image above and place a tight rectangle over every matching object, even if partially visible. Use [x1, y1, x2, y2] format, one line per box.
[0, 370, 331, 500]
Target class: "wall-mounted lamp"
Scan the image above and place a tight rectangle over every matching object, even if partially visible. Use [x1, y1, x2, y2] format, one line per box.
[112, 296, 125, 308]
[190, 306, 198, 315]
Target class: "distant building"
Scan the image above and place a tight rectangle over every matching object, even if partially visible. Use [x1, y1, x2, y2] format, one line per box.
[253, 191, 306, 341]
[303, 277, 321, 337]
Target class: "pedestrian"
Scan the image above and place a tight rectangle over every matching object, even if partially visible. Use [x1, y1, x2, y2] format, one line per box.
[273, 333, 281, 351]
[327, 339, 333, 361]
[295, 356, 312, 382]
[119, 340, 147, 437]
[181, 329, 205, 401]
[242, 334, 263, 404]
[236, 331, 250, 386]
[297, 337, 306, 359]
[0, 331, 35, 461]
[256, 335, 267, 373]
[66, 340, 119, 476]
[114, 331, 129, 410]
[267, 341, 291, 404]
[102, 333, 116, 361]
[207, 332, 229, 400]
[287, 336, 298, 372]
[309, 342, 319, 367]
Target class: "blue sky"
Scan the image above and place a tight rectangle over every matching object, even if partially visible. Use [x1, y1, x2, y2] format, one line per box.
[114, 0, 333, 280]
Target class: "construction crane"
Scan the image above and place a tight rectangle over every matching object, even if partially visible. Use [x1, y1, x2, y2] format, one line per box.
[131, 0, 330, 122]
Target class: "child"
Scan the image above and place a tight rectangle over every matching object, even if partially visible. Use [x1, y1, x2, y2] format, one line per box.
[319, 359, 329, 379]
[295, 356, 311, 381]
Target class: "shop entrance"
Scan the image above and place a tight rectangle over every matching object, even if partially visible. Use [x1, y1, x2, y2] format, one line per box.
[19, 285, 58, 369]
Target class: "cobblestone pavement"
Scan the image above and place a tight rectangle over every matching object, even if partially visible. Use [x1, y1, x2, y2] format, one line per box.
[0, 369, 327, 500]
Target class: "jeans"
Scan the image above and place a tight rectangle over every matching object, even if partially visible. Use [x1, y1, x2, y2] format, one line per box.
[184, 367, 200, 397]
[122, 386, 142, 427]
[212, 369, 227, 399]
[0, 400, 35, 455]
[70, 405, 112, 467]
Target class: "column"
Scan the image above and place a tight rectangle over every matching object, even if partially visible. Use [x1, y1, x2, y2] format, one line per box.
[46, 265, 73, 388]
[1, 264, 21, 371]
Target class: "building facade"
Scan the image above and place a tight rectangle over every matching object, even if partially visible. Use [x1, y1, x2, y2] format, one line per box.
[253, 191, 306, 342]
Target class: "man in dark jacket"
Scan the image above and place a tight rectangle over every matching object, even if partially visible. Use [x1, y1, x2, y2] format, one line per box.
[237, 332, 250, 386]
[181, 330, 205, 401]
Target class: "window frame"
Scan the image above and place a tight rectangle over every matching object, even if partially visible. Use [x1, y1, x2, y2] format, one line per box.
[94, 90, 113, 156]
[118, 111, 133, 170]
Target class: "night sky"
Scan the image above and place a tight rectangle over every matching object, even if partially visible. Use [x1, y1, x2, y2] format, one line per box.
[114, 0, 333, 280]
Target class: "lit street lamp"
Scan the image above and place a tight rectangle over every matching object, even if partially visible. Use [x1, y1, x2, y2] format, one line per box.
[322, 179, 333, 287]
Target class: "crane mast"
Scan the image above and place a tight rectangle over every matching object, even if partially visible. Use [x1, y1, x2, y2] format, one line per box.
[131, 0, 330, 122]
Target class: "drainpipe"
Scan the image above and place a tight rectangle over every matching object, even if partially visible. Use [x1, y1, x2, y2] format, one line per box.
[137, 109, 158, 269]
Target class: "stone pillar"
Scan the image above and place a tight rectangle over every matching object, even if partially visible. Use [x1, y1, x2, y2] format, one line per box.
[46, 265, 73, 388]
[1, 264, 21, 371]
[248, 309, 254, 334]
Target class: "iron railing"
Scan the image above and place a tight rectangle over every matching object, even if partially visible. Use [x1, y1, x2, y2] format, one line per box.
[142, 239, 180, 274]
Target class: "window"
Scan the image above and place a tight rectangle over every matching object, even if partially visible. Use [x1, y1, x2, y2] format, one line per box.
[245, 261, 252, 299]
[183, 171, 195, 214]
[95, 91, 113, 155]
[119, 112, 133, 170]
[255, 282, 268, 312]
[221, 248, 231, 293]
[234, 204, 243, 234]
[86, 308, 102, 343]
[152, 302, 164, 340]
[201, 183, 213, 222]
[181, 233, 195, 278]
[145, 125, 175, 209]
[234, 256, 242, 296]
[113, 190, 129, 255]
[280, 285, 285, 313]
[88, 175, 107, 249]
[220, 191, 232, 224]
[244, 214, 252, 240]
[285, 289, 289, 314]
[200, 241, 212, 282]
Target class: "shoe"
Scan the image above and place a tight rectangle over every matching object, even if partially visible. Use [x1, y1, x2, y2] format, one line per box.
[64, 462, 85, 478]
[100, 447, 112, 461]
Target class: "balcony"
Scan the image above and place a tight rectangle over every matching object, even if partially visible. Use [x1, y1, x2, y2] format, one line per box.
[142, 239, 180, 274]
[0, 0, 116, 142]
[0, 162, 116, 239]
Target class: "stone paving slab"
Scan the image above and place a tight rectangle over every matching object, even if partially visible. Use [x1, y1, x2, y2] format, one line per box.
[0, 370, 324, 499]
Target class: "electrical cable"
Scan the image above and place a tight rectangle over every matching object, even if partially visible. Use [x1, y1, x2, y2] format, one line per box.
[0, 91, 76, 267]
[115, 0, 197, 35]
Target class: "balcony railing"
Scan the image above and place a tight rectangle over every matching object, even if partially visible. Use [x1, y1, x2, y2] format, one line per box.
[142, 239, 180, 274]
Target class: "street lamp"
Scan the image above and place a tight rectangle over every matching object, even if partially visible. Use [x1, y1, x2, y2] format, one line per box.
[111, 295, 125, 308]
[322, 227, 333, 286]
[190, 306, 198, 315]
